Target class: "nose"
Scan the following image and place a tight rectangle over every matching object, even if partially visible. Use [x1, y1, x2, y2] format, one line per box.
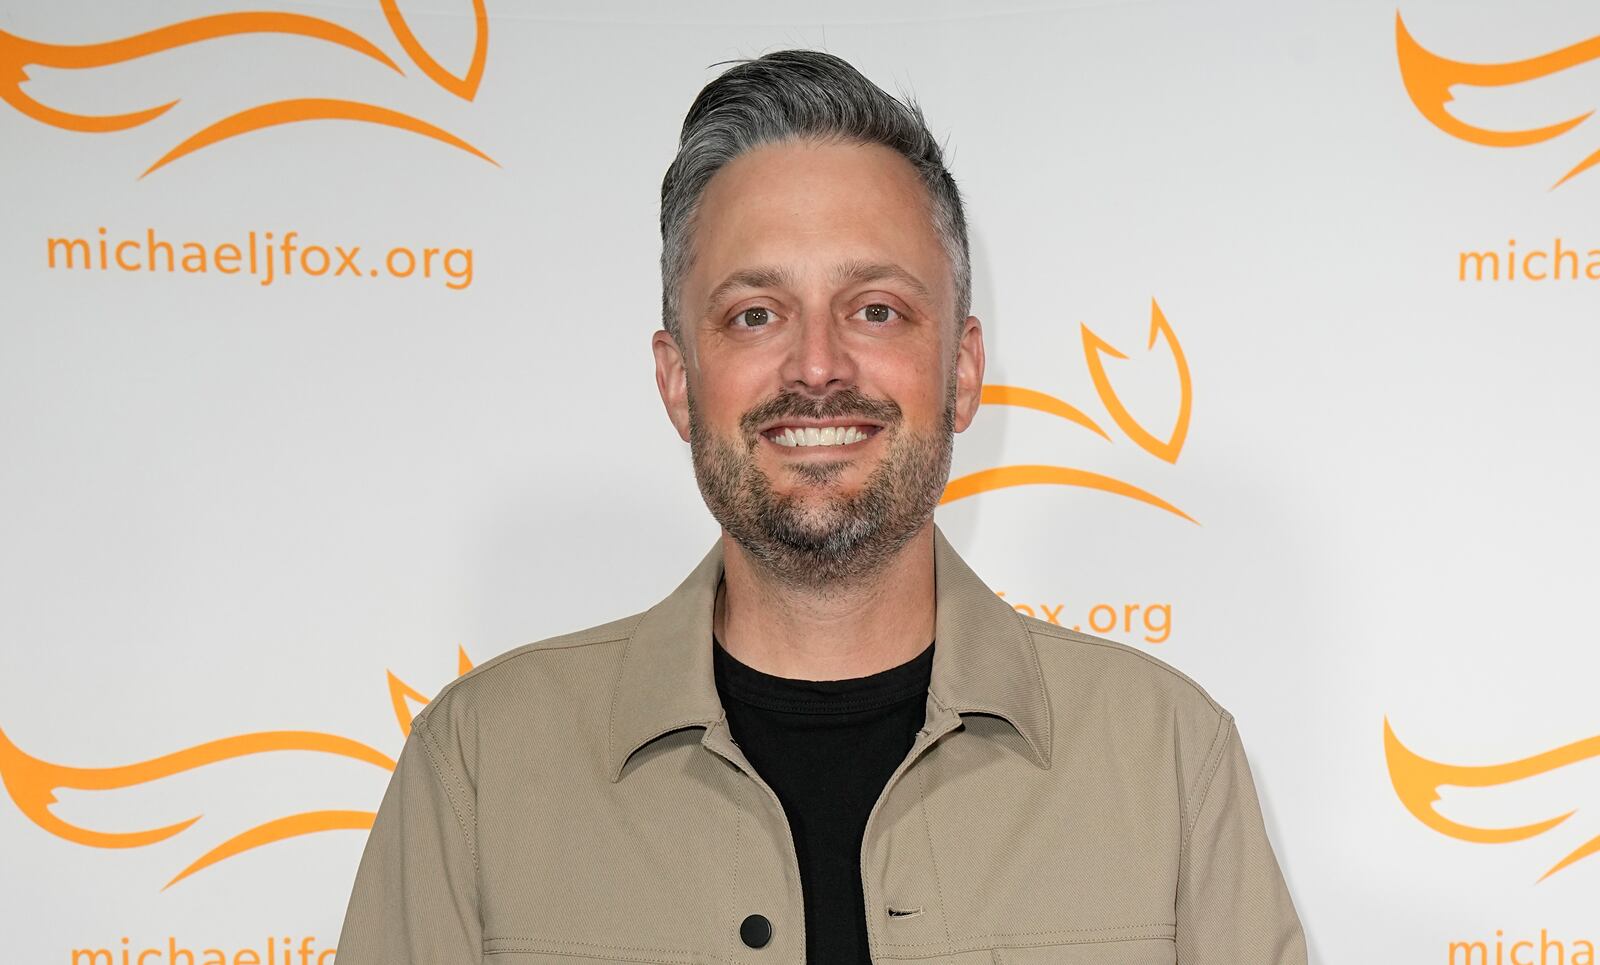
[778, 309, 857, 395]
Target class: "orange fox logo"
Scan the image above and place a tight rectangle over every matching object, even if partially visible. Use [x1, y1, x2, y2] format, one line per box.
[941, 298, 1196, 523]
[0, 647, 472, 888]
[1385, 718, 1600, 881]
[1396, 11, 1600, 188]
[0, 0, 493, 176]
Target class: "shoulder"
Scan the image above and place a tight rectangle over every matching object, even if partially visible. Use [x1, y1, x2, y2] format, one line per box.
[1020, 614, 1228, 720]
[1015, 614, 1234, 796]
[413, 611, 645, 737]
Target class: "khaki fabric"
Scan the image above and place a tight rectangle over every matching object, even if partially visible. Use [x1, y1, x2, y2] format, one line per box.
[335, 527, 1307, 964]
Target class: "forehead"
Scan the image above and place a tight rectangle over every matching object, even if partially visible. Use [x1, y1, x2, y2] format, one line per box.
[686, 139, 950, 306]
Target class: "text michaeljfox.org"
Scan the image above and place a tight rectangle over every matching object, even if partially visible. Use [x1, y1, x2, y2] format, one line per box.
[46, 227, 473, 290]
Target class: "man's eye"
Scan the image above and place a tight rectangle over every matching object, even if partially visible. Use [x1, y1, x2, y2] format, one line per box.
[857, 303, 900, 324]
[733, 307, 772, 328]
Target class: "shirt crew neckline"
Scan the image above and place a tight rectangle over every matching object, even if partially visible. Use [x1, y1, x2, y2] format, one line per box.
[711, 636, 934, 716]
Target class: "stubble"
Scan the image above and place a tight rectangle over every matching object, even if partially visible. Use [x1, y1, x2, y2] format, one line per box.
[687, 376, 956, 590]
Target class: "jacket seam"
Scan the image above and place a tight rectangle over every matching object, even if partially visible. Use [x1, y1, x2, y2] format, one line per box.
[875, 922, 1176, 952]
[1023, 622, 1225, 717]
[415, 713, 480, 875]
[484, 954, 696, 964]
[406, 621, 641, 871]
[1007, 606, 1055, 768]
[727, 785, 740, 965]
[483, 938, 703, 953]
[481, 937, 714, 963]
[915, 763, 954, 947]
[881, 922, 1175, 938]
[607, 619, 634, 777]
[1180, 711, 1234, 858]
[428, 620, 641, 723]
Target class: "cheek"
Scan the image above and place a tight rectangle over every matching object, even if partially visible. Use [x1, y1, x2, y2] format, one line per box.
[866, 353, 949, 424]
[690, 368, 767, 430]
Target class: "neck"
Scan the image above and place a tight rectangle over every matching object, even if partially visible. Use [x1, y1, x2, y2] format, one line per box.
[713, 523, 936, 681]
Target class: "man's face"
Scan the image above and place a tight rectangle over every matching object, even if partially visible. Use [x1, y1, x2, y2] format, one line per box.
[652, 139, 984, 587]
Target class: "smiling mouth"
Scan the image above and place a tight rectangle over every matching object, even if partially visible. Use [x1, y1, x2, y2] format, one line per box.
[760, 424, 882, 449]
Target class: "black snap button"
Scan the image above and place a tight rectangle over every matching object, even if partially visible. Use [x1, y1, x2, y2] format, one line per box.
[740, 914, 772, 948]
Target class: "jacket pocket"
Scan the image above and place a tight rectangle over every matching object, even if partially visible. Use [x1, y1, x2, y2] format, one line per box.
[992, 937, 1176, 964]
[481, 957, 695, 965]
[482, 939, 704, 965]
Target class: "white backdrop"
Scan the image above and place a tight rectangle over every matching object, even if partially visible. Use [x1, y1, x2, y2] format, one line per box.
[3, 1, 1598, 963]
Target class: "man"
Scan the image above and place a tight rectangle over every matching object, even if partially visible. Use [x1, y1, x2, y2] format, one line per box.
[335, 51, 1307, 964]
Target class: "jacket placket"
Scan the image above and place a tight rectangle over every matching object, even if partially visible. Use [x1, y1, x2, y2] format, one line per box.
[859, 693, 966, 962]
[701, 716, 808, 964]
[698, 693, 967, 964]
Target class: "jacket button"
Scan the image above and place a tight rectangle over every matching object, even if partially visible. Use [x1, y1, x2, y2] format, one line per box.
[739, 914, 772, 948]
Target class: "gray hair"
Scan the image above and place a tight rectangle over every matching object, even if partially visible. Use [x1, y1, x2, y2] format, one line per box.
[659, 50, 971, 342]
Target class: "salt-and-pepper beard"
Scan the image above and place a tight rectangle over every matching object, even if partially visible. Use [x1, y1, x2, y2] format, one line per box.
[688, 374, 957, 590]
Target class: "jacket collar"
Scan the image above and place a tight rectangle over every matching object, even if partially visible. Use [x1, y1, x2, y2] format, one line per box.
[606, 525, 1053, 781]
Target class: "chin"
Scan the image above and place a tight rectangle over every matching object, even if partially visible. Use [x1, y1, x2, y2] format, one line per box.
[779, 462, 865, 488]
[774, 486, 864, 515]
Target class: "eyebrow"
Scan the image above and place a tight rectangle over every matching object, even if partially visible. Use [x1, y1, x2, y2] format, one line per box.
[830, 260, 933, 301]
[703, 266, 795, 318]
[701, 260, 933, 319]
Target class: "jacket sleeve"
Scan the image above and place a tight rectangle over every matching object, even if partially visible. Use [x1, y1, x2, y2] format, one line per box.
[335, 714, 482, 965]
[1175, 713, 1308, 964]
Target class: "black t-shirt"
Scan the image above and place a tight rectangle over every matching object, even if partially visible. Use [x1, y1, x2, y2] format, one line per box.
[712, 636, 934, 965]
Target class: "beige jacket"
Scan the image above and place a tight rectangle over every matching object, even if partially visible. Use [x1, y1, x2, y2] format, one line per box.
[335, 528, 1307, 964]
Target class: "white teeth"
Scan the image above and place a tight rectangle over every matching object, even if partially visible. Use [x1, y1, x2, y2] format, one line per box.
[770, 426, 871, 448]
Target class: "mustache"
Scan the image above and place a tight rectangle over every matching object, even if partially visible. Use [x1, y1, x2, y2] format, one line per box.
[738, 388, 902, 439]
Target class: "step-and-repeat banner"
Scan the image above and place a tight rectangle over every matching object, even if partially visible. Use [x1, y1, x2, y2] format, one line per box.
[3, 1, 1596, 962]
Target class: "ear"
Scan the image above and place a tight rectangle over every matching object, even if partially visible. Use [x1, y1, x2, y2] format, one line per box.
[652, 328, 692, 442]
[952, 314, 985, 433]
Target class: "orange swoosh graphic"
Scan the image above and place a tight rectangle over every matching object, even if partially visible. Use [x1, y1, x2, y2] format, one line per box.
[0, 648, 475, 886]
[1395, 12, 1600, 187]
[388, 644, 475, 738]
[164, 809, 376, 889]
[0, 724, 393, 850]
[0, 14, 401, 133]
[948, 299, 1195, 519]
[1082, 298, 1191, 464]
[980, 385, 1109, 440]
[941, 465, 1197, 523]
[381, 0, 489, 100]
[141, 97, 497, 176]
[1384, 717, 1600, 880]
[389, 670, 430, 739]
